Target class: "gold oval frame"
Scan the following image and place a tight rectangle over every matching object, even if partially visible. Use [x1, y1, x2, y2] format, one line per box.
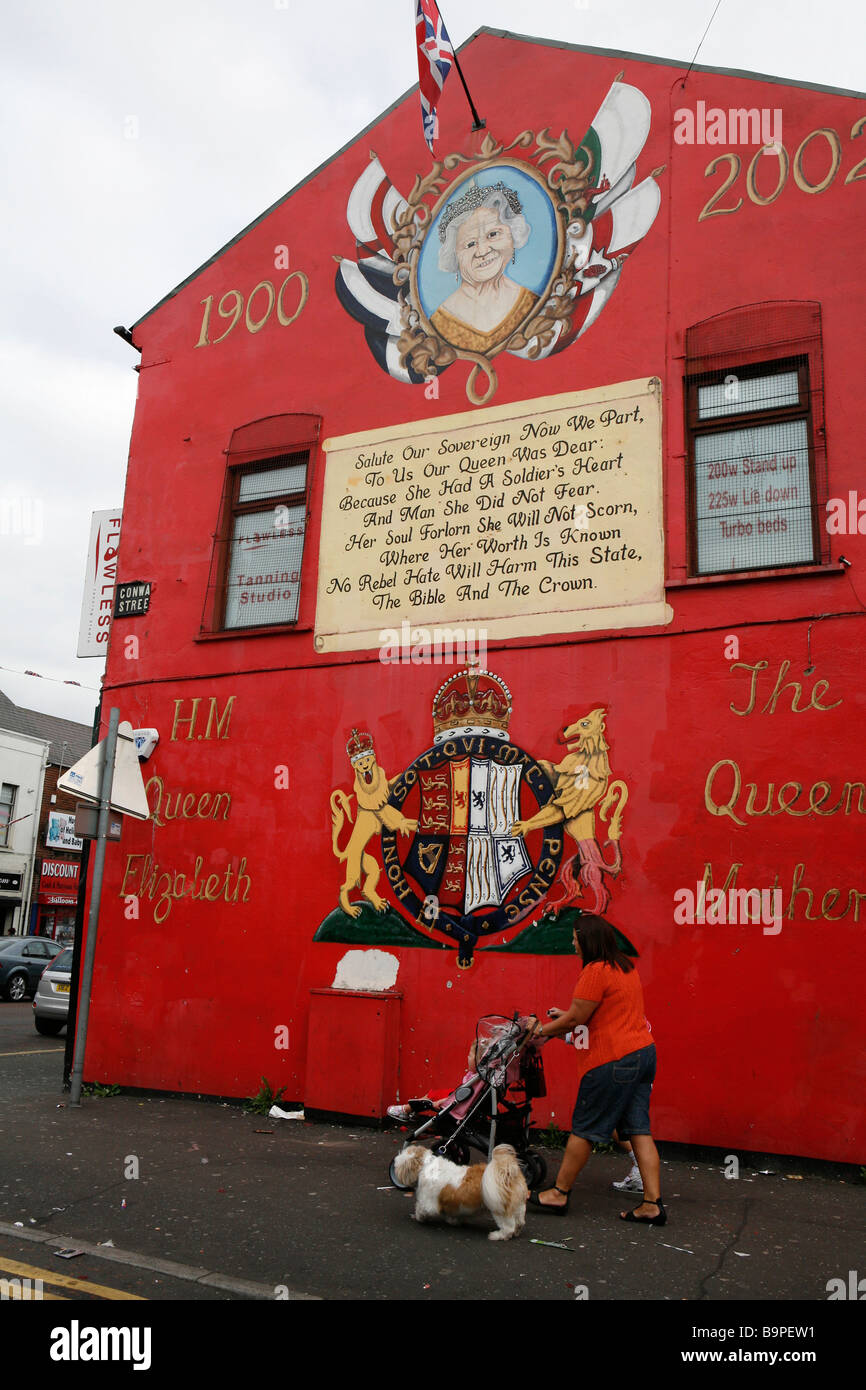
[409, 158, 565, 367]
[388, 126, 626, 404]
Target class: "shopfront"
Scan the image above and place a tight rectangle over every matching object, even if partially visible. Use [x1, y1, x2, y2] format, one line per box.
[0, 870, 25, 937]
[35, 859, 80, 942]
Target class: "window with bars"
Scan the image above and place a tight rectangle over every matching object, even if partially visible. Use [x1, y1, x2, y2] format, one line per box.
[0, 784, 17, 847]
[684, 303, 827, 579]
[201, 415, 320, 635]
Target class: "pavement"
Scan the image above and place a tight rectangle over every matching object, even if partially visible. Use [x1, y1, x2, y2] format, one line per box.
[1, 1002, 864, 1313]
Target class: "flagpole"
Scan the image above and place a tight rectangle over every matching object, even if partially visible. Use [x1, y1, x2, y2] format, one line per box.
[435, 3, 485, 131]
[450, 46, 485, 131]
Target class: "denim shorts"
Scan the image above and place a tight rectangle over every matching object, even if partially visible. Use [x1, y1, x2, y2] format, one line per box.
[571, 1043, 656, 1143]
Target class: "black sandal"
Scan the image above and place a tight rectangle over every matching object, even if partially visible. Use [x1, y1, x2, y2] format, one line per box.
[529, 1186, 570, 1214]
[620, 1198, 666, 1226]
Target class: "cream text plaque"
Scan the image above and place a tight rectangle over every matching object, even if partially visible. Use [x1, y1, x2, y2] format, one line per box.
[315, 379, 670, 652]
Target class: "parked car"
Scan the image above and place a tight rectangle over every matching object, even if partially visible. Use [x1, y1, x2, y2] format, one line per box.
[32, 947, 73, 1034]
[0, 936, 64, 1001]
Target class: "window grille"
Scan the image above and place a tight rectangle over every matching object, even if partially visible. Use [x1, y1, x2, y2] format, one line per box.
[684, 303, 827, 577]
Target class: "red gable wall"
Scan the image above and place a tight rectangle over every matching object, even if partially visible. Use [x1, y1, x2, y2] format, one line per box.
[86, 33, 866, 1161]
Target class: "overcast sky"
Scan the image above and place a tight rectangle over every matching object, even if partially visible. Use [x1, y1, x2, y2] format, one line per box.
[1, 0, 863, 727]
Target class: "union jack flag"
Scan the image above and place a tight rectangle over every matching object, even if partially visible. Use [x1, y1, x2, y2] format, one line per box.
[415, 0, 454, 151]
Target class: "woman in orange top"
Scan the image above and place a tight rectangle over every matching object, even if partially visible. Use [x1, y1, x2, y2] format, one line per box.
[529, 914, 665, 1225]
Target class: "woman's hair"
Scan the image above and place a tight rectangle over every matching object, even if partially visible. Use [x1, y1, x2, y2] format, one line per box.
[437, 186, 531, 274]
[574, 914, 635, 973]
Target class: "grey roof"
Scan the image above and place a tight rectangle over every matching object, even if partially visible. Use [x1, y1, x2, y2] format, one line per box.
[0, 689, 33, 740]
[0, 690, 92, 767]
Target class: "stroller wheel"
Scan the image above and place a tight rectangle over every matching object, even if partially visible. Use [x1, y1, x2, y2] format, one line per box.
[519, 1150, 548, 1192]
[389, 1153, 414, 1190]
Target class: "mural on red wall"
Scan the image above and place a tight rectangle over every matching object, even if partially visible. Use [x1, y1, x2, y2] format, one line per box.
[329, 731, 418, 918]
[319, 665, 635, 968]
[513, 706, 628, 919]
[335, 79, 664, 405]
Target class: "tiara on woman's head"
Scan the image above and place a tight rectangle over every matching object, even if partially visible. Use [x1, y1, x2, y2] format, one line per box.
[438, 180, 523, 241]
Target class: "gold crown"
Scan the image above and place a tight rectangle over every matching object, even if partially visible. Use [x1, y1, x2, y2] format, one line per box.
[431, 664, 512, 744]
[346, 728, 375, 764]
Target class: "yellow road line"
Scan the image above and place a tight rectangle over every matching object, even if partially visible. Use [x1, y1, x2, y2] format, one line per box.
[0, 1048, 65, 1057]
[0, 1257, 145, 1301]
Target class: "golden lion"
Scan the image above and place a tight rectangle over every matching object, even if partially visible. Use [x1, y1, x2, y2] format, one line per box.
[331, 747, 417, 918]
[510, 707, 627, 915]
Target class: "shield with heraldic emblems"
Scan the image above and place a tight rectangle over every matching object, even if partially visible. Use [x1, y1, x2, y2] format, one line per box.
[380, 665, 563, 967]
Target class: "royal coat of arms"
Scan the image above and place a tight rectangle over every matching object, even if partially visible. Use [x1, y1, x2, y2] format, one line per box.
[322, 666, 629, 968]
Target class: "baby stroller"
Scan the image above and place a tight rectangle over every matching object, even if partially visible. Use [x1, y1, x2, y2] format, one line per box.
[388, 1013, 548, 1192]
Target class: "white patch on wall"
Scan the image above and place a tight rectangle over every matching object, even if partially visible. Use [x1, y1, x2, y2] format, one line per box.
[332, 949, 399, 992]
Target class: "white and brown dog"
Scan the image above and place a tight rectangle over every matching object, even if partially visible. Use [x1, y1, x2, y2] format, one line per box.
[393, 1143, 528, 1241]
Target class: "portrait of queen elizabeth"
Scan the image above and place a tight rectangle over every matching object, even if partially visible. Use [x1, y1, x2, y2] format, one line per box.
[429, 180, 539, 354]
